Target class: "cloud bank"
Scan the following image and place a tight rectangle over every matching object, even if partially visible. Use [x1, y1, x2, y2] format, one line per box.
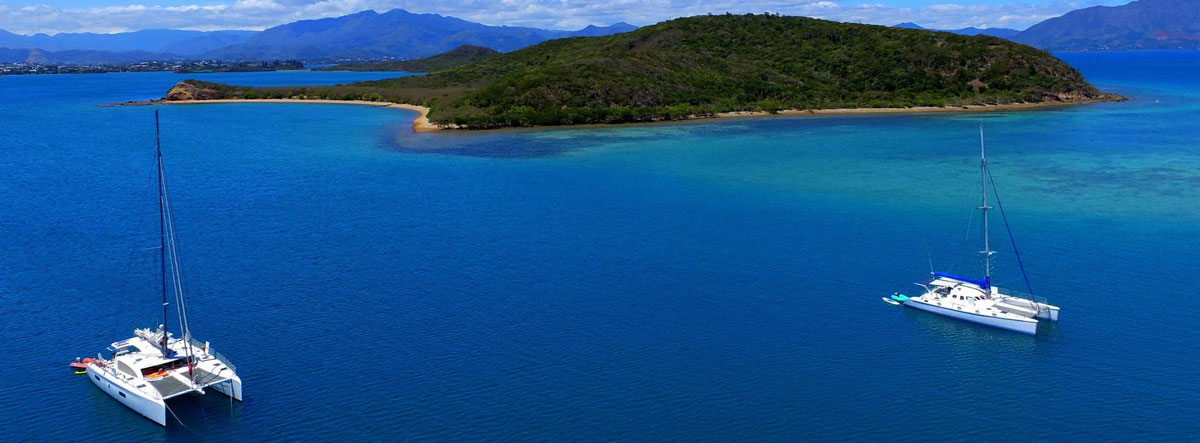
[1, 0, 1116, 35]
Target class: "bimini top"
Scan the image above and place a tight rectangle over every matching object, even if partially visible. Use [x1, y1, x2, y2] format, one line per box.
[933, 272, 990, 289]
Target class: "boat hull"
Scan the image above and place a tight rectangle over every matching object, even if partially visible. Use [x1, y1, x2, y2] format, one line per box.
[904, 299, 1038, 335]
[86, 363, 167, 426]
[1039, 307, 1060, 321]
[210, 375, 243, 401]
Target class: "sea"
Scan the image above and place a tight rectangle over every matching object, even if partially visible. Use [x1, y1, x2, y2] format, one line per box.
[1, 52, 1197, 441]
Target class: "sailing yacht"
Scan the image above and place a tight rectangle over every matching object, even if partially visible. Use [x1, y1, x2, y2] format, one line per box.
[84, 110, 242, 425]
[896, 127, 1060, 335]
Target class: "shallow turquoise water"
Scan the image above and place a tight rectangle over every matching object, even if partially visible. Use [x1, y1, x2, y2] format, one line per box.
[1, 57, 1198, 440]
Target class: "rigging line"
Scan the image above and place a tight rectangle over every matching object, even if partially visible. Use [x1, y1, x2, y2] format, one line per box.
[164, 198, 196, 377]
[162, 179, 191, 339]
[986, 167, 1035, 297]
[157, 124, 198, 379]
[164, 402, 188, 429]
[163, 402, 207, 439]
[924, 238, 934, 275]
[163, 179, 188, 339]
[948, 191, 976, 274]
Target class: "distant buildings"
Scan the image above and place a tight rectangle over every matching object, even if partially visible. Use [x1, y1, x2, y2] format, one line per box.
[0, 60, 305, 76]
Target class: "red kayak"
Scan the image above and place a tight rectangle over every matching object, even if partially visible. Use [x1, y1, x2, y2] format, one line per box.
[69, 358, 102, 369]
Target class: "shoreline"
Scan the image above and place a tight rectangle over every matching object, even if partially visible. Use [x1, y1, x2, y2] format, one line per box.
[715, 96, 1122, 118]
[121, 99, 441, 133]
[109, 95, 1123, 133]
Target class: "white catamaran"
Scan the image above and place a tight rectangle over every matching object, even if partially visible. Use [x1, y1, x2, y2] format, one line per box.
[891, 127, 1060, 335]
[83, 110, 242, 425]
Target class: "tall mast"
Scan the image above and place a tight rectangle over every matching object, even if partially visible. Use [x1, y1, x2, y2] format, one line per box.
[156, 109, 170, 357]
[979, 125, 993, 289]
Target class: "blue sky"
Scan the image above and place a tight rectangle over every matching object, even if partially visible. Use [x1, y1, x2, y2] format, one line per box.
[1, 0, 1129, 35]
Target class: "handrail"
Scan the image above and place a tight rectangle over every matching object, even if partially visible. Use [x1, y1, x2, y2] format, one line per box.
[210, 350, 237, 373]
[188, 337, 237, 373]
[995, 287, 1048, 306]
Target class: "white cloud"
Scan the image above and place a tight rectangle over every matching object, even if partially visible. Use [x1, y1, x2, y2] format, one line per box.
[0, 0, 1124, 35]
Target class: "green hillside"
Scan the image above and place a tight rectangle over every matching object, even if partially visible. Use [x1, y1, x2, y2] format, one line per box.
[168, 14, 1109, 129]
[313, 45, 499, 72]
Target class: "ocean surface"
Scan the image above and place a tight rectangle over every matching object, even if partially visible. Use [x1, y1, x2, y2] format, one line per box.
[1, 53, 1198, 440]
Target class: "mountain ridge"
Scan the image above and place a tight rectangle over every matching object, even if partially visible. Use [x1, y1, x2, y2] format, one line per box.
[1013, 0, 1200, 50]
[0, 47, 172, 64]
[0, 10, 637, 63]
[0, 29, 255, 55]
[891, 23, 1021, 38]
[200, 9, 638, 60]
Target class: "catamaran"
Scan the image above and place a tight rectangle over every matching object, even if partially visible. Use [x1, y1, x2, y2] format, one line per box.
[82, 110, 242, 425]
[891, 127, 1060, 335]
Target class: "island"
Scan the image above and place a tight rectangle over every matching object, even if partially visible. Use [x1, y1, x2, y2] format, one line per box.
[312, 45, 499, 72]
[154, 14, 1122, 131]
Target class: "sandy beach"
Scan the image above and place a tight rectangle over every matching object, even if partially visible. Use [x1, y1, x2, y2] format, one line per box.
[160, 99, 441, 133]
[141, 95, 1122, 133]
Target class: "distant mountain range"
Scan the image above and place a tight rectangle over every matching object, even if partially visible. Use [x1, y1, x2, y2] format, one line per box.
[3, 0, 1197, 64]
[0, 47, 169, 64]
[1013, 0, 1200, 50]
[896, 0, 1200, 50]
[0, 9, 637, 64]
[892, 23, 1020, 38]
[0, 29, 254, 56]
[202, 9, 637, 60]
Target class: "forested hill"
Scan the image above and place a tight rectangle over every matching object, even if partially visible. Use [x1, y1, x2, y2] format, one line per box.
[313, 45, 499, 72]
[167, 14, 1111, 129]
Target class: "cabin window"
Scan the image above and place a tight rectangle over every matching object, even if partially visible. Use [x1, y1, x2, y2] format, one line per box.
[119, 391, 127, 398]
[94, 375, 100, 382]
[117, 361, 137, 377]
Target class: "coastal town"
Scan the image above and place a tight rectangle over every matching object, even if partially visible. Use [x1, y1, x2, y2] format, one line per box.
[0, 59, 305, 75]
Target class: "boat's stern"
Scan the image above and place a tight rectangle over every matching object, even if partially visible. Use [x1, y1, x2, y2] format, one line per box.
[210, 371, 242, 401]
[189, 343, 242, 402]
[1036, 304, 1060, 321]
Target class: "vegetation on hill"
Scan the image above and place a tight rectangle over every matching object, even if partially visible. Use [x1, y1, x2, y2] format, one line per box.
[168, 14, 1109, 129]
[313, 45, 498, 72]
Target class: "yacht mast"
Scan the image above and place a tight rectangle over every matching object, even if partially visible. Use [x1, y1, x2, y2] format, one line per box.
[155, 109, 170, 358]
[979, 125, 994, 289]
[154, 110, 198, 377]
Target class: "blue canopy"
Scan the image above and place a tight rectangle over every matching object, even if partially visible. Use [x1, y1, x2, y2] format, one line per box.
[934, 272, 990, 289]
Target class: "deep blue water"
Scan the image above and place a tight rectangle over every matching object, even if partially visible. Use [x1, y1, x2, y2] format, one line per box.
[1, 57, 1198, 440]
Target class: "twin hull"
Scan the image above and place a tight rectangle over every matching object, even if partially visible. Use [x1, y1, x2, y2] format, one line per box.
[903, 299, 1039, 335]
